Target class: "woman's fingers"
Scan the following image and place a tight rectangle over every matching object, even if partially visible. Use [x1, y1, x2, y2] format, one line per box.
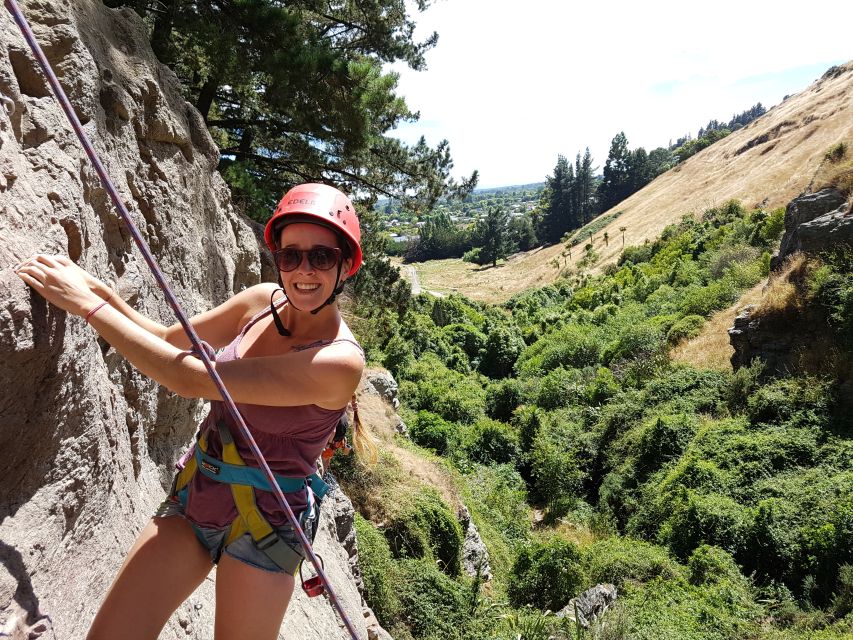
[16, 270, 44, 291]
[35, 254, 62, 268]
[17, 263, 47, 283]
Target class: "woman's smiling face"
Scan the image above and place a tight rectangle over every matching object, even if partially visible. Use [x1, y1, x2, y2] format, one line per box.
[278, 222, 351, 309]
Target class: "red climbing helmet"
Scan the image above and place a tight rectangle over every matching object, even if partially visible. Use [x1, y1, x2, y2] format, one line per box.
[264, 183, 363, 277]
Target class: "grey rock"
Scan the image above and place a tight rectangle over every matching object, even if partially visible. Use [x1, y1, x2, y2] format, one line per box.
[772, 188, 848, 269]
[556, 583, 618, 628]
[365, 371, 399, 408]
[458, 507, 491, 581]
[797, 206, 853, 253]
[393, 416, 409, 437]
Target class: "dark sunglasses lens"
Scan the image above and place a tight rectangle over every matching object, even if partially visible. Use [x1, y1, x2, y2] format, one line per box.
[276, 249, 301, 271]
[309, 247, 338, 270]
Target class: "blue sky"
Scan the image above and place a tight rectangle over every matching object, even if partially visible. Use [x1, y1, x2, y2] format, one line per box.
[388, 1, 852, 189]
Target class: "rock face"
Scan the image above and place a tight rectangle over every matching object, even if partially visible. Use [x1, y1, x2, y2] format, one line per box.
[556, 583, 617, 628]
[731, 188, 850, 376]
[771, 188, 849, 269]
[0, 1, 376, 638]
[457, 506, 491, 582]
[363, 371, 400, 409]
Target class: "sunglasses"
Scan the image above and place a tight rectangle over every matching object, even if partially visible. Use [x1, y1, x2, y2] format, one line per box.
[273, 246, 341, 272]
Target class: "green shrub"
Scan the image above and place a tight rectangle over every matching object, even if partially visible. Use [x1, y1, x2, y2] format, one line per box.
[479, 325, 525, 379]
[825, 141, 847, 162]
[462, 247, 482, 264]
[384, 333, 414, 377]
[485, 378, 523, 421]
[586, 537, 681, 587]
[661, 490, 751, 559]
[431, 296, 469, 327]
[395, 558, 469, 638]
[602, 322, 664, 364]
[530, 415, 589, 514]
[636, 413, 700, 476]
[354, 514, 402, 623]
[687, 544, 747, 587]
[386, 491, 464, 576]
[409, 411, 456, 455]
[466, 418, 520, 465]
[508, 538, 586, 611]
[666, 315, 705, 344]
[586, 367, 620, 405]
[516, 325, 602, 378]
[746, 377, 834, 428]
[536, 366, 585, 410]
[443, 323, 487, 360]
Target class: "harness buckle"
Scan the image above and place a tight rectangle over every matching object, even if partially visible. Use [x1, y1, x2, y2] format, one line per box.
[255, 531, 280, 552]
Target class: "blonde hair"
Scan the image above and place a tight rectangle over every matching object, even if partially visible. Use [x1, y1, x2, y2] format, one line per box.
[350, 394, 378, 464]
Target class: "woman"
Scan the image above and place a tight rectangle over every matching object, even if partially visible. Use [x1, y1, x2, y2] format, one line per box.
[14, 183, 369, 640]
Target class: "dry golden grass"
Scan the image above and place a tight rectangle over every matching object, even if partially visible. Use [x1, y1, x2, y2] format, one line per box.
[671, 282, 766, 371]
[752, 253, 814, 318]
[398, 61, 853, 304]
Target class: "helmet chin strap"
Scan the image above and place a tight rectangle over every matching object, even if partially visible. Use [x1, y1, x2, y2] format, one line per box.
[271, 260, 346, 336]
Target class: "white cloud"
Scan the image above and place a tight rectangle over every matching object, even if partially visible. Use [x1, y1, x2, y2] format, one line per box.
[389, 0, 852, 187]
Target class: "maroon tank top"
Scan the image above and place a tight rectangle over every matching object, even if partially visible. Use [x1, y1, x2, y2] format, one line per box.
[183, 300, 363, 529]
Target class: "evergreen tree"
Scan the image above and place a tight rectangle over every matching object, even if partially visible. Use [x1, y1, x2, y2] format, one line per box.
[475, 206, 513, 267]
[108, 0, 477, 221]
[577, 148, 597, 223]
[598, 132, 631, 212]
[539, 155, 575, 244]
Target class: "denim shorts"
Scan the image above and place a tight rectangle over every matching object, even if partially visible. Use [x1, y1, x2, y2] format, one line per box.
[154, 495, 314, 574]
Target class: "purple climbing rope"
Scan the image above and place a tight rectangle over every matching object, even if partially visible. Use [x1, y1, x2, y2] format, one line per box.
[4, 1, 361, 638]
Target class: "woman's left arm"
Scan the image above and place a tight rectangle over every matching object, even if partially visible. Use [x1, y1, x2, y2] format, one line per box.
[15, 254, 363, 407]
[14, 254, 213, 395]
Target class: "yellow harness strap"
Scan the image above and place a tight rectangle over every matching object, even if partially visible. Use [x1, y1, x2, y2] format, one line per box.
[172, 423, 305, 575]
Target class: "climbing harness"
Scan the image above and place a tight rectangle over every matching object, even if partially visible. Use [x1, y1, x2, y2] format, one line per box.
[4, 1, 360, 636]
[171, 418, 331, 578]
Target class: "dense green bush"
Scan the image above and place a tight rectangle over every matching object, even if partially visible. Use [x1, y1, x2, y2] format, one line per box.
[536, 366, 585, 410]
[465, 417, 520, 465]
[687, 544, 748, 587]
[660, 489, 751, 559]
[409, 411, 457, 455]
[508, 538, 586, 611]
[479, 325, 526, 379]
[666, 314, 705, 344]
[394, 558, 469, 639]
[386, 490, 464, 576]
[516, 325, 602, 378]
[354, 513, 402, 624]
[746, 377, 834, 428]
[602, 322, 664, 364]
[586, 537, 681, 587]
[443, 323, 487, 360]
[485, 378, 523, 421]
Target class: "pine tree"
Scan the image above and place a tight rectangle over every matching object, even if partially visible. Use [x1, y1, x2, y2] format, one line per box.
[476, 206, 513, 267]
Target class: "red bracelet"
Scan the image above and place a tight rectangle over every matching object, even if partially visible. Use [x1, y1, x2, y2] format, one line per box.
[85, 301, 109, 323]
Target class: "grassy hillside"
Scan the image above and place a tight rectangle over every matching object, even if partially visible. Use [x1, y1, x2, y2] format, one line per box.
[406, 61, 853, 304]
[340, 187, 853, 639]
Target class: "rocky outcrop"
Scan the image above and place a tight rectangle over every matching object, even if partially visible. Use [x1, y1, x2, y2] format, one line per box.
[0, 1, 377, 638]
[457, 506, 491, 582]
[732, 188, 850, 376]
[728, 304, 828, 374]
[556, 583, 617, 628]
[771, 188, 849, 269]
[363, 371, 400, 409]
